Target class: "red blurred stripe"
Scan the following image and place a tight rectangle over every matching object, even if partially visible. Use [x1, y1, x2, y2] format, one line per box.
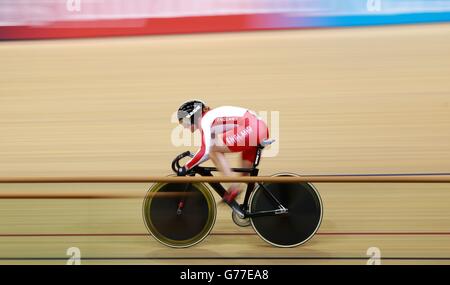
[0, 14, 252, 40]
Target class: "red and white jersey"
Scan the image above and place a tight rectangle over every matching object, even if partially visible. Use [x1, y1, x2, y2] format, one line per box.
[185, 106, 261, 170]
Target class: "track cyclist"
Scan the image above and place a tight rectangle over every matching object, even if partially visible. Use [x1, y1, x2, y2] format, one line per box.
[176, 100, 269, 204]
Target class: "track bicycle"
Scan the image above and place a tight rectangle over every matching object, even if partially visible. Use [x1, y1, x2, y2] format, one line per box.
[142, 142, 323, 248]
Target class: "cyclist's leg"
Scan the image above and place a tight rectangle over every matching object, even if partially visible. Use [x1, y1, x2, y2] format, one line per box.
[211, 113, 269, 202]
[239, 117, 269, 170]
[209, 148, 233, 177]
[208, 145, 242, 202]
[217, 112, 269, 171]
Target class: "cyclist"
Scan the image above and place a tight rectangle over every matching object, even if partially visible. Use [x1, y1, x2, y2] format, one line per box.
[176, 100, 269, 204]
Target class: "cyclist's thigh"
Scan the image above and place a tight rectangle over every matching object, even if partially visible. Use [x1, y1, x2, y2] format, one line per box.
[214, 113, 268, 154]
[210, 143, 232, 153]
[211, 129, 250, 154]
[242, 147, 258, 164]
[221, 124, 252, 152]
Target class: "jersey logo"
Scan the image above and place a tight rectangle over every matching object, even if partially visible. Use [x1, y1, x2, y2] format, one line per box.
[186, 105, 202, 118]
[225, 126, 253, 145]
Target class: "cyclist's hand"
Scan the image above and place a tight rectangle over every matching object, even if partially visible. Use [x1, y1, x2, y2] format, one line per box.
[177, 166, 188, 176]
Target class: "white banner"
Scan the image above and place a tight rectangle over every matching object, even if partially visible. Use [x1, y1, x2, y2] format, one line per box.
[0, 0, 317, 26]
[1, 0, 450, 26]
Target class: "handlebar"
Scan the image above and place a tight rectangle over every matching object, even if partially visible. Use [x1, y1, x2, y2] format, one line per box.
[171, 151, 193, 174]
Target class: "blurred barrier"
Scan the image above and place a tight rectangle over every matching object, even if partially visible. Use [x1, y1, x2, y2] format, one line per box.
[0, 175, 449, 199]
[1, 175, 449, 183]
[1, 0, 450, 39]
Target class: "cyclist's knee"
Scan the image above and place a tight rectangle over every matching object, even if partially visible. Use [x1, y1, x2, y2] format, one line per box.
[210, 145, 230, 153]
[241, 159, 253, 169]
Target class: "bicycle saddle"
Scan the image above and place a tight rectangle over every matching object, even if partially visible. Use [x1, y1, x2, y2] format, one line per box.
[259, 138, 276, 148]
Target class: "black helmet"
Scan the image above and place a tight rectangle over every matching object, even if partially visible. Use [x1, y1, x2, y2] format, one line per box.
[177, 100, 206, 125]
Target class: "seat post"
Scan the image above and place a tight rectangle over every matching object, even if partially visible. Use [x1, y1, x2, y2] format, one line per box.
[253, 146, 263, 167]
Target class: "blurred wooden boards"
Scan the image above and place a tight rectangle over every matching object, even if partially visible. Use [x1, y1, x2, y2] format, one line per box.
[1, 24, 450, 264]
[0, 235, 449, 265]
[0, 183, 448, 264]
[1, 24, 450, 177]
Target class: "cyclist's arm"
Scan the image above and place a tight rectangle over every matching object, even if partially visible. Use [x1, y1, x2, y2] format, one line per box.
[185, 123, 211, 170]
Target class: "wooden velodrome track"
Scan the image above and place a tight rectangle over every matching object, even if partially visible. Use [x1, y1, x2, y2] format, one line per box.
[1, 24, 450, 264]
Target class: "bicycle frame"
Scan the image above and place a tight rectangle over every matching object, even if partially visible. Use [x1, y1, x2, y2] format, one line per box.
[193, 165, 288, 219]
[149, 149, 321, 248]
[173, 147, 288, 218]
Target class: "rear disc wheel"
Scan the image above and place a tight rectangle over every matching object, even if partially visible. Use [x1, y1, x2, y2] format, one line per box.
[249, 173, 323, 247]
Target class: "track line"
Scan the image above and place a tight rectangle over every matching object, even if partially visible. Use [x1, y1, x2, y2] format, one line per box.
[0, 232, 449, 237]
[0, 256, 449, 261]
[307, 172, 450, 177]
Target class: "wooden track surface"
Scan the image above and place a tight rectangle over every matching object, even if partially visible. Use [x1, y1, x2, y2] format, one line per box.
[1, 24, 450, 264]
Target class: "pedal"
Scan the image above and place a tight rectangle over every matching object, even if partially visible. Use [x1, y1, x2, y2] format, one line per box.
[228, 200, 246, 218]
